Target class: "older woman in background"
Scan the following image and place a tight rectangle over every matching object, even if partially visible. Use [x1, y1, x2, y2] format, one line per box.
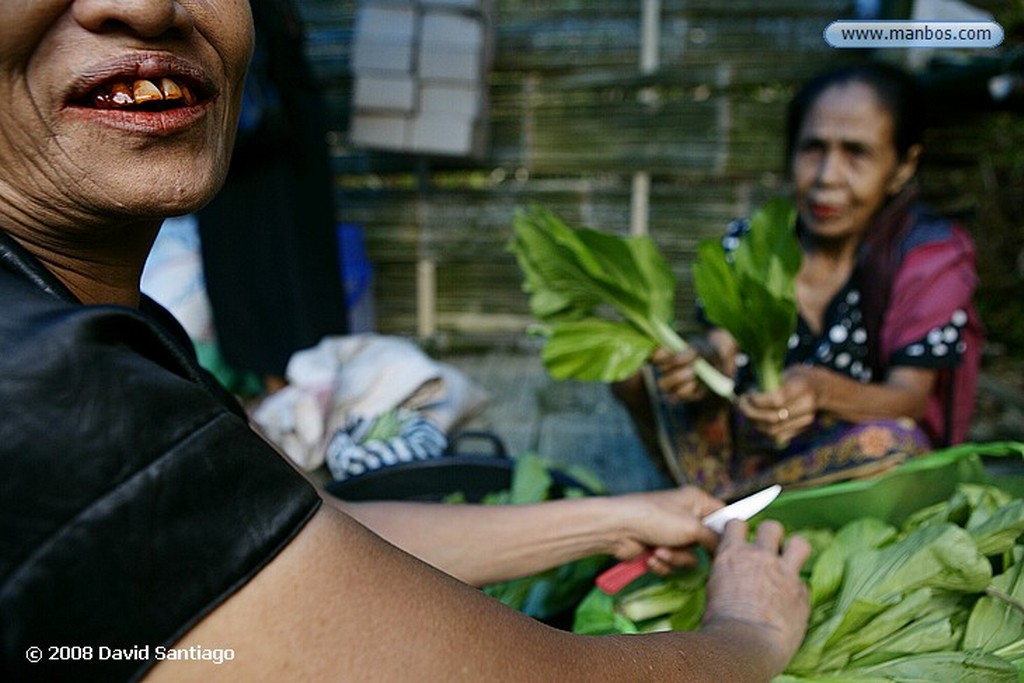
[615, 63, 983, 498]
[0, 2, 808, 682]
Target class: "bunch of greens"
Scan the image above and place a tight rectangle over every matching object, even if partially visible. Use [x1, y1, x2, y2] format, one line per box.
[572, 474, 1024, 680]
[446, 453, 610, 621]
[692, 198, 801, 392]
[508, 205, 736, 400]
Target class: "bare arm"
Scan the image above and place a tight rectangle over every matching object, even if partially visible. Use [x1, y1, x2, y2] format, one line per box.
[331, 487, 723, 586]
[739, 364, 936, 444]
[145, 507, 809, 683]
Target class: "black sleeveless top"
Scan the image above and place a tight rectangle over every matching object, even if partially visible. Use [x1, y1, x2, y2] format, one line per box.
[0, 232, 321, 682]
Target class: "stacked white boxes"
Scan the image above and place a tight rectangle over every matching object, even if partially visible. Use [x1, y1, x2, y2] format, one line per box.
[350, 0, 492, 158]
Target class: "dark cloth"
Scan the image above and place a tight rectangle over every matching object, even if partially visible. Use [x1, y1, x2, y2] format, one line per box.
[198, 0, 348, 377]
[0, 231, 321, 682]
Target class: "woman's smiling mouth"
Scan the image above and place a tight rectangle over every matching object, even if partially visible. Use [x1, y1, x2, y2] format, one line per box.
[809, 202, 841, 221]
[84, 77, 197, 110]
[66, 54, 213, 111]
[63, 57, 215, 133]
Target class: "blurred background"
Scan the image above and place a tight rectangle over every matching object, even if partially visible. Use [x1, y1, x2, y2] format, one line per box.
[163, 0, 1021, 477]
[298, 0, 1020, 352]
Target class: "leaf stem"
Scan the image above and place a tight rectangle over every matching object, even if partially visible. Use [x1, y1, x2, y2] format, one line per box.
[650, 318, 737, 402]
[756, 351, 783, 394]
[985, 586, 1024, 617]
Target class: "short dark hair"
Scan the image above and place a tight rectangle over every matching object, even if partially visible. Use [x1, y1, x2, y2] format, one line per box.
[785, 62, 925, 168]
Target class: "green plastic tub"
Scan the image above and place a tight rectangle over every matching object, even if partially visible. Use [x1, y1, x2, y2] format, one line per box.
[755, 441, 1024, 530]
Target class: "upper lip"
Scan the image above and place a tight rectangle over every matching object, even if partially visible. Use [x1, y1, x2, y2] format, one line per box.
[64, 53, 214, 107]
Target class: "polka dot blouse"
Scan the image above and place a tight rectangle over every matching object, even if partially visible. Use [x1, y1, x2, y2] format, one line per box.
[707, 219, 969, 392]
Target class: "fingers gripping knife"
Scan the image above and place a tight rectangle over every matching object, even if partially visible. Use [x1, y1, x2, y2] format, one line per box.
[594, 485, 783, 595]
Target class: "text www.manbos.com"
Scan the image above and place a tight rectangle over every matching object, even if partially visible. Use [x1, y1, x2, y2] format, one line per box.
[824, 21, 1004, 49]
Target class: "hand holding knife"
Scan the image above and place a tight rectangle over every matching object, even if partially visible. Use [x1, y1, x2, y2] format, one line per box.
[594, 484, 783, 595]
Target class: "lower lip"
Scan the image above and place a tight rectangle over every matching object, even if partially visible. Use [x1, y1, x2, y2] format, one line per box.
[810, 205, 841, 221]
[63, 103, 210, 135]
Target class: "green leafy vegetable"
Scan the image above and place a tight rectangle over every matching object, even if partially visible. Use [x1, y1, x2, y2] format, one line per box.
[508, 205, 735, 399]
[617, 562, 708, 627]
[788, 523, 992, 673]
[573, 587, 640, 635]
[360, 408, 404, 442]
[807, 518, 896, 606]
[837, 651, 1019, 682]
[692, 198, 801, 392]
[963, 547, 1024, 657]
[572, 459, 1024, 682]
[467, 453, 609, 620]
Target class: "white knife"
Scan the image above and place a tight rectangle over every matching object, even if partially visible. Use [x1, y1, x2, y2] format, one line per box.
[595, 484, 783, 595]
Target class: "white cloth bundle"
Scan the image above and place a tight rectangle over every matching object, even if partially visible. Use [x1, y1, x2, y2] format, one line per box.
[251, 334, 489, 471]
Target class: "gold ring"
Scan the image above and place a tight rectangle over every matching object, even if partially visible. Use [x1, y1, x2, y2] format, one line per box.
[777, 407, 790, 421]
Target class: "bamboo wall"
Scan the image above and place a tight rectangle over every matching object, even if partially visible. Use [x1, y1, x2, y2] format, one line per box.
[294, 0, 1022, 348]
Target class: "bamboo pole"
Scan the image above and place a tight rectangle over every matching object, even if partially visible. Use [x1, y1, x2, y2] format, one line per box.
[631, 0, 660, 237]
[415, 157, 436, 339]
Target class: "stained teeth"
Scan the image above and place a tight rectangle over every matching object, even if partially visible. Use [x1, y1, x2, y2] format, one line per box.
[133, 79, 164, 104]
[110, 83, 134, 106]
[88, 77, 195, 109]
[159, 78, 182, 101]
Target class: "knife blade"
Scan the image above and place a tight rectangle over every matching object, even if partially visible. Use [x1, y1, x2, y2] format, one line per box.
[594, 484, 783, 595]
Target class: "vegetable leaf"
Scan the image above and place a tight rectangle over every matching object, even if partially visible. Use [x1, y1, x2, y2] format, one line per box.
[539, 318, 656, 382]
[808, 518, 897, 606]
[572, 586, 640, 635]
[967, 499, 1024, 556]
[790, 521, 992, 674]
[840, 651, 1019, 682]
[509, 205, 735, 398]
[572, 463, 1024, 682]
[692, 198, 800, 392]
[964, 547, 1024, 655]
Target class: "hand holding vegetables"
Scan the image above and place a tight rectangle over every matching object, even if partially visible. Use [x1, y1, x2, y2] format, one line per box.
[703, 521, 812, 677]
[509, 205, 737, 400]
[650, 347, 711, 402]
[692, 198, 801, 395]
[738, 365, 822, 444]
[573, 447, 1024, 682]
[651, 330, 740, 403]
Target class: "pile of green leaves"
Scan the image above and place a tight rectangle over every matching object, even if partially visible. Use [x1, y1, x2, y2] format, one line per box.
[692, 198, 801, 392]
[573, 480, 1024, 681]
[508, 205, 735, 400]
[447, 453, 610, 620]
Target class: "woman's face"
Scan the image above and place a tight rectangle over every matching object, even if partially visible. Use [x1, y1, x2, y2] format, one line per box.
[0, 0, 253, 230]
[790, 81, 919, 245]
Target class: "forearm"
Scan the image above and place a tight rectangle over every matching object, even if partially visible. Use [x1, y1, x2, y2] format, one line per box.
[595, 627, 787, 683]
[152, 508, 794, 683]
[331, 496, 625, 586]
[806, 365, 935, 423]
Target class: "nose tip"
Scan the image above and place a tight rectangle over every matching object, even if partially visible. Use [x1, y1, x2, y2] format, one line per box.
[815, 151, 840, 185]
[73, 0, 193, 38]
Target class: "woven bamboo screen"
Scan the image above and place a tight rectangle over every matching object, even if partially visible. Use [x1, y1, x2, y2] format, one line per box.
[295, 0, 1016, 345]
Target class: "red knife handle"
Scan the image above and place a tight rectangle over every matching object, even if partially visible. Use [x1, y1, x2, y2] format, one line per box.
[595, 550, 653, 595]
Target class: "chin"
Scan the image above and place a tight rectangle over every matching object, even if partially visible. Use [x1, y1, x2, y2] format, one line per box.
[104, 163, 226, 218]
